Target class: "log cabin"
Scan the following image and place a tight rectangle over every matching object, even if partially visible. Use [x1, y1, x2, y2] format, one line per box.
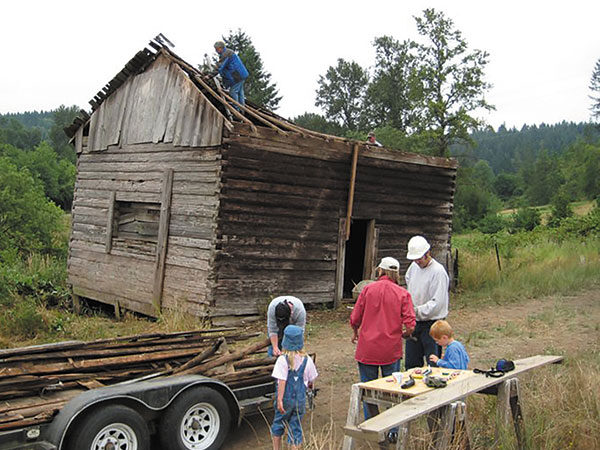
[64, 39, 458, 325]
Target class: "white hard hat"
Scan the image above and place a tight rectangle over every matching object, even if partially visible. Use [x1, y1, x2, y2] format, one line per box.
[377, 257, 400, 271]
[406, 236, 430, 260]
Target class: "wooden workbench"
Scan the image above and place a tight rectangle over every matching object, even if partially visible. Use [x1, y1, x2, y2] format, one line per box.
[343, 355, 564, 450]
[359, 366, 476, 397]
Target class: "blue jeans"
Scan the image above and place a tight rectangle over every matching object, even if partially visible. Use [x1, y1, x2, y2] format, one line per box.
[358, 360, 400, 420]
[229, 81, 245, 108]
[405, 320, 442, 370]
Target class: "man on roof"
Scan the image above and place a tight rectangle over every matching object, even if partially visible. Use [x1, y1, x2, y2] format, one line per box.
[366, 131, 382, 147]
[214, 40, 249, 109]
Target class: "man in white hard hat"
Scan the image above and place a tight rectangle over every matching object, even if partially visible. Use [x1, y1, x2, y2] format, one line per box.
[350, 256, 415, 438]
[404, 236, 450, 370]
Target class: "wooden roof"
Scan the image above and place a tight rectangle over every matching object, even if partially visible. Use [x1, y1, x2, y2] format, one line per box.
[65, 37, 457, 170]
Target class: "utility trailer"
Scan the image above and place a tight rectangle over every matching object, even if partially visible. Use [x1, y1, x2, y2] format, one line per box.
[0, 332, 276, 450]
[0, 374, 273, 450]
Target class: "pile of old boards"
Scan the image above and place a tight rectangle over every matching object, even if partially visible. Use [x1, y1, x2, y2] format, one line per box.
[343, 355, 564, 450]
[0, 328, 272, 432]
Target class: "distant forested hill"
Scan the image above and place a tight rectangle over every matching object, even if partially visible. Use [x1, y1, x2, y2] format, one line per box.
[452, 121, 598, 173]
[0, 111, 54, 138]
[0, 106, 80, 210]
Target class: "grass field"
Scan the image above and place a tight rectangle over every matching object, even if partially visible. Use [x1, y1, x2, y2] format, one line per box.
[499, 199, 594, 223]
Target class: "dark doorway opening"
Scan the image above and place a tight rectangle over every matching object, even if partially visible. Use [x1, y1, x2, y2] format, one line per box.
[343, 219, 369, 298]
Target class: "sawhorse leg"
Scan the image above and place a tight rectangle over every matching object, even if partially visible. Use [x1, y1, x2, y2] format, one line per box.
[428, 400, 470, 449]
[496, 378, 524, 449]
[342, 384, 362, 450]
[395, 421, 412, 450]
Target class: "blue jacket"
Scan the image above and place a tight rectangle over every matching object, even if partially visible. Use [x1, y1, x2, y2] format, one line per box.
[217, 48, 249, 88]
[436, 340, 470, 370]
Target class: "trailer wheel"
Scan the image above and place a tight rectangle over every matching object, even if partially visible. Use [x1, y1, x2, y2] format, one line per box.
[66, 404, 150, 450]
[160, 386, 231, 450]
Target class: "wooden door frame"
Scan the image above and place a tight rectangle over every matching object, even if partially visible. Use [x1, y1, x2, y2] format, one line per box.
[335, 218, 379, 307]
[334, 218, 347, 308]
[362, 220, 378, 280]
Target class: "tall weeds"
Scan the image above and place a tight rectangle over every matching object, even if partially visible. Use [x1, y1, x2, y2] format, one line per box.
[454, 234, 600, 307]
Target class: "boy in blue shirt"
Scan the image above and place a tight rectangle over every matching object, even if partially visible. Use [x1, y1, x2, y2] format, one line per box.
[428, 320, 469, 370]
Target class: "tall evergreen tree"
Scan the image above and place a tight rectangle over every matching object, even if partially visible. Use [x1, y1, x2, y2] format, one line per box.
[414, 9, 494, 157]
[590, 58, 600, 121]
[222, 30, 282, 110]
[315, 58, 369, 131]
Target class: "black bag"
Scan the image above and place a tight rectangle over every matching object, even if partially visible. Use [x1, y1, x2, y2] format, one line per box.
[474, 359, 515, 378]
[495, 359, 515, 372]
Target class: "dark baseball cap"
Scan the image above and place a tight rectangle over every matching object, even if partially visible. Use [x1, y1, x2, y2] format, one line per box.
[275, 301, 291, 325]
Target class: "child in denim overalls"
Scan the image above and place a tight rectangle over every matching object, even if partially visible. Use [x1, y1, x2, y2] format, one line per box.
[271, 325, 318, 450]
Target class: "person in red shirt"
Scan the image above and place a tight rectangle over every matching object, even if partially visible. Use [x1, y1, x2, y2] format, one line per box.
[350, 257, 416, 422]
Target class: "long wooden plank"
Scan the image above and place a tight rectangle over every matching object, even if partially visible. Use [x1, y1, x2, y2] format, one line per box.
[105, 191, 116, 253]
[0, 347, 208, 379]
[348, 355, 564, 439]
[345, 144, 359, 240]
[153, 169, 174, 312]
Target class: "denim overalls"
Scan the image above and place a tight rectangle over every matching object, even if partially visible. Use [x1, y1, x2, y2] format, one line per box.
[271, 356, 308, 445]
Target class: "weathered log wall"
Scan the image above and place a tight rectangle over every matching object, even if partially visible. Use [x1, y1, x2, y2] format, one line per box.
[212, 143, 346, 318]
[352, 156, 456, 275]
[216, 126, 456, 318]
[68, 141, 221, 317]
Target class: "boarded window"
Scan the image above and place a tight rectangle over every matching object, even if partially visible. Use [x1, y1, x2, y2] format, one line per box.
[112, 201, 160, 256]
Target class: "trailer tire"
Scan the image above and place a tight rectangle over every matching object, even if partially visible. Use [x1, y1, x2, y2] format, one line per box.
[66, 404, 150, 450]
[160, 386, 231, 450]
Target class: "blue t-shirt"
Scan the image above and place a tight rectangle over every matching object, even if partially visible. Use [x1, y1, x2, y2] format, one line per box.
[436, 340, 469, 370]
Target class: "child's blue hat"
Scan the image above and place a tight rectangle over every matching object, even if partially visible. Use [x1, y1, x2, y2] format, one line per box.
[282, 325, 304, 351]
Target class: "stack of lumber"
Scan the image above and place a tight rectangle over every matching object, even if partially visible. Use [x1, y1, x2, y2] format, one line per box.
[0, 328, 272, 431]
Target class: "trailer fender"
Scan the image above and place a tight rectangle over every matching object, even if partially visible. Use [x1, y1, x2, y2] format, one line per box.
[44, 375, 239, 449]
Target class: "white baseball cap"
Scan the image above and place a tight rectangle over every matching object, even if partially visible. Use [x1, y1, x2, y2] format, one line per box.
[377, 257, 400, 272]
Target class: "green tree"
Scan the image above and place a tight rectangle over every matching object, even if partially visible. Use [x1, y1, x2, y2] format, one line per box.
[0, 143, 76, 210]
[590, 58, 600, 121]
[511, 206, 541, 232]
[414, 8, 494, 156]
[547, 189, 573, 227]
[365, 36, 421, 131]
[292, 113, 347, 136]
[0, 157, 63, 254]
[452, 166, 499, 231]
[0, 117, 42, 150]
[222, 30, 282, 110]
[49, 105, 79, 163]
[582, 146, 600, 199]
[523, 149, 562, 206]
[472, 160, 495, 192]
[315, 59, 369, 131]
[493, 172, 520, 201]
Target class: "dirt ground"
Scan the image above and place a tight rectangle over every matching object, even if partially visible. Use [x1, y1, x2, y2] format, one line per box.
[225, 289, 600, 449]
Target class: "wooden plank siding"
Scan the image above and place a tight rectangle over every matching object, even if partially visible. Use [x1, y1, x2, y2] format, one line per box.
[87, 53, 223, 152]
[214, 129, 456, 317]
[68, 142, 221, 318]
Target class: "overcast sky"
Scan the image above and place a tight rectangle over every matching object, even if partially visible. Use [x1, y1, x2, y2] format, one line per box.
[1, 0, 599, 130]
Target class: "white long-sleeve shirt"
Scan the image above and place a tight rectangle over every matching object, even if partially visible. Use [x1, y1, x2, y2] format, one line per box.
[405, 258, 449, 321]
